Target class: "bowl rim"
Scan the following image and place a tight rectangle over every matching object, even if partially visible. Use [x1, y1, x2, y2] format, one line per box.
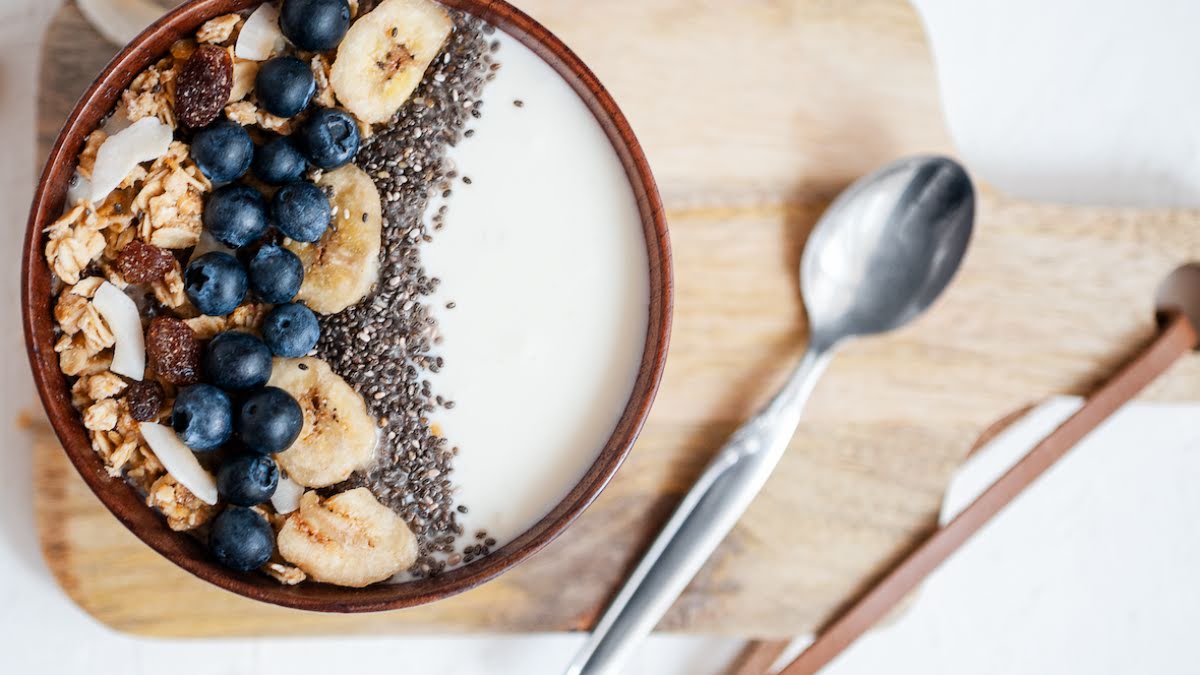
[23, 0, 672, 612]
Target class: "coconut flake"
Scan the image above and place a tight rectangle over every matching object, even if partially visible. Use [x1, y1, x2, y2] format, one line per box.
[89, 117, 172, 204]
[140, 423, 219, 505]
[92, 281, 145, 380]
[66, 173, 92, 207]
[187, 230, 234, 266]
[236, 3, 290, 61]
[271, 474, 305, 514]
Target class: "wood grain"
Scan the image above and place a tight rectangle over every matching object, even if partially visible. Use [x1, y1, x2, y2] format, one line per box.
[778, 313, 1198, 674]
[725, 640, 791, 675]
[33, 0, 1200, 636]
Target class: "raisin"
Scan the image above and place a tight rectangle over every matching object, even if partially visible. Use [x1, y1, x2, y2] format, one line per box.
[146, 317, 202, 385]
[124, 380, 166, 422]
[175, 45, 233, 128]
[116, 240, 175, 283]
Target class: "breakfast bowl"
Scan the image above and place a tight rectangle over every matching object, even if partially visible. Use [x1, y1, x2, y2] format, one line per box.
[23, 0, 670, 611]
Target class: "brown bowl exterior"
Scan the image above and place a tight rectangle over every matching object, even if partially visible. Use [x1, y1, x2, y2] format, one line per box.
[23, 0, 671, 612]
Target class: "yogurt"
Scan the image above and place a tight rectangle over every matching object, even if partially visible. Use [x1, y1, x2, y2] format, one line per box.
[422, 32, 650, 549]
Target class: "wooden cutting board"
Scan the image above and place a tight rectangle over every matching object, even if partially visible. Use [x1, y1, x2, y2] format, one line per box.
[33, 0, 1200, 638]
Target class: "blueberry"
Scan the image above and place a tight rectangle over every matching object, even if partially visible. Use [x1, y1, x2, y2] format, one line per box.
[238, 387, 304, 454]
[298, 108, 360, 169]
[204, 184, 269, 248]
[171, 384, 233, 451]
[280, 0, 351, 52]
[191, 120, 253, 184]
[209, 506, 274, 571]
[217, 453, 279, 506]
[255, 57, 316, 119]
[248, 244, 304, 303]
[271, 181, 330, 243]
[204, 331, 273, 392]
[184, 252, 247, 316]
[252, 136, 308, 185]
[263, 303, 321, 358]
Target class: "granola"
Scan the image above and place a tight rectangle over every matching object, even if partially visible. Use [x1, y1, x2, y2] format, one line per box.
[311, 55, 337, 108]
[83, 398, 120, 431]
[183, 302, 268, 340]
[55, 295, 114, 357]
[77, 130, 107, 180]
[224, 100, 259, 126]
[87, 399, 163, 490]
[74, 371, 128, 404]
[52, 278, 118, 379]
[97, 190, 138, 259]
[182, 315, 227, 340]
[148, 474, 217, 531]
[122, 56, 178, 128]
[197, 14, 242, 45]
[223, 99, 303, 135]
[55, 334, 112, 377]
[150, 261, 191, 312]
[228, 302, 269, 333]
[132, 142, 210, 249]
[256, 108, 300, 135]
[45, 204, 107, 285]
[263, 561, 307, 585]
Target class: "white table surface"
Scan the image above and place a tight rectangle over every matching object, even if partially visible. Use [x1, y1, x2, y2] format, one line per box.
[914, 0, 1200, 208]
[3, 2, 1198, 673]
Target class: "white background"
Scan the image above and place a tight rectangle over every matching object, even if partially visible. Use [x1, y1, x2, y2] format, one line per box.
[914, 0, 1200, 208]
[3, 2, 1199, 673]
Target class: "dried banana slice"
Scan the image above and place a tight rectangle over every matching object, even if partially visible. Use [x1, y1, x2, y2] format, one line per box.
[330, 0, 452, 124]
[284, 164, 382, 314]
[277, 488, 418, 587]
[269, 357, 377, 488]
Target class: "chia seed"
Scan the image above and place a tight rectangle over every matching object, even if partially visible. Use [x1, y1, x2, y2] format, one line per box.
[312, 12, 496, 578]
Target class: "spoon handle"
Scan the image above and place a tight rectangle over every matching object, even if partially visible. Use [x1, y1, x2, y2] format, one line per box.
[566, 347, 833, 675]
[777, 311, 1198, 675]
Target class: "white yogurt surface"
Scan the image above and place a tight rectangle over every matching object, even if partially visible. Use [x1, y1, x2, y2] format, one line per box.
[421, 33, 649, 550]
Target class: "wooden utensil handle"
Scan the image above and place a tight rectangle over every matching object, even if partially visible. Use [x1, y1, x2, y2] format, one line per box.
[776, 312, 1198, 675]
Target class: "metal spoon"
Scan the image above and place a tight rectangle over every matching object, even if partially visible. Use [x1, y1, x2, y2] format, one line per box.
[565, 156, 975, 675]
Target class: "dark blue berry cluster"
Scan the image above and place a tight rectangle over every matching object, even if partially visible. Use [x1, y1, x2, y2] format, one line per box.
[174, 0, 361, 573]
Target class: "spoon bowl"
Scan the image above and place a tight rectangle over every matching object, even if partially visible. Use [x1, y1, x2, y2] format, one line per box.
[802, 156, 974, 349]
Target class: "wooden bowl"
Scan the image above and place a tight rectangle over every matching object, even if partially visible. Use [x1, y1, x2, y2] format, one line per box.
[22, 0, 671, 612]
